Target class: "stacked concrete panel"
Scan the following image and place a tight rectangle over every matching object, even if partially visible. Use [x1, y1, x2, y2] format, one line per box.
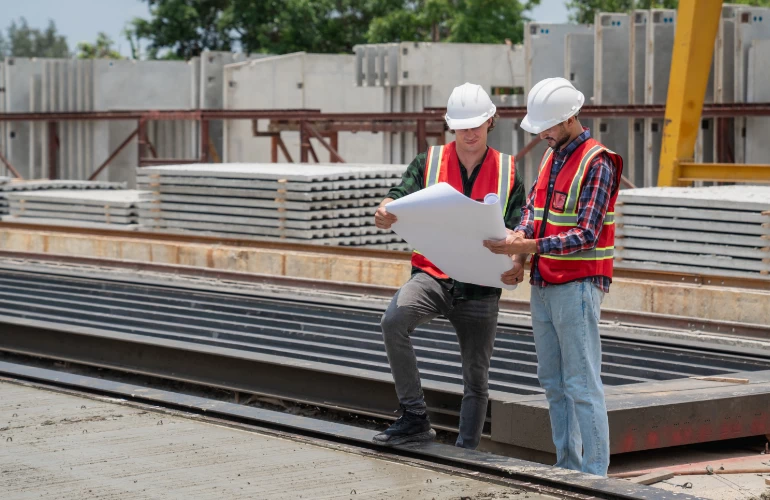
[223, 53, 387, 166]
[628, 11, 648, 188]
[643, 9, 676, 188]
[746, 39, 770, 164]
[734, 8, 770, 164]
[352, 42, 526, 165]
[3, 188, 146, 230]
[616, 186, 770, 279]
[0, 179, 126, 216]
[594, 13, 630, 178]
[2, 57, 202, 185]
[136, 163, 408, 248]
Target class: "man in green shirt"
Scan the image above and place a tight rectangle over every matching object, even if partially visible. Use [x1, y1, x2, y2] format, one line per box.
[372, 83, 527, 449]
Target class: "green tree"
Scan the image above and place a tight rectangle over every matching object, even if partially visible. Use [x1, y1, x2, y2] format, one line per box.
[129, 0, 539, 59]
[76, 33, 123, 59]
[2, 18, 69, 58]
[567, 0, 770, 25]
[367, 0, 538, 44]
[128, 0, 233, 59]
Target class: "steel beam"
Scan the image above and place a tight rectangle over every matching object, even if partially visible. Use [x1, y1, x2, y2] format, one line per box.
[678, 162, 770, 183]
[88, 128, 138, 181]
[658, 0, 723, 186]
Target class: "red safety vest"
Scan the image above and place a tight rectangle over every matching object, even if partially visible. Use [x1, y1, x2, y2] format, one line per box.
[411, 141, 516, 279]
[531, 137, 623, 284]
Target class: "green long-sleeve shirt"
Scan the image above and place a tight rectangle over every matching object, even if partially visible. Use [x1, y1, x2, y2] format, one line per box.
[386, 148, 527, 300]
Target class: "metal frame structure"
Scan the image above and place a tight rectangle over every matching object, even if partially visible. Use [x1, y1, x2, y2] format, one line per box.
[1, 103, 769, 181]
[659, 0, 770, 185]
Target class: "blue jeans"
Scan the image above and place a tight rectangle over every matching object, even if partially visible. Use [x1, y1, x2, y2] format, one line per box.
[380, 272, 499, 449]
[530, 280, 610, 477]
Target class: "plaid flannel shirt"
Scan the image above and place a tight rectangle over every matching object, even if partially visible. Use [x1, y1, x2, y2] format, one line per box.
[386, 147, 527, 300]
[515, 129, 618, 293]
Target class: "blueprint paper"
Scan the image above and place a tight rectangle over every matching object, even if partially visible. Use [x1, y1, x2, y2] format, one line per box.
[386, 183, 517, 290]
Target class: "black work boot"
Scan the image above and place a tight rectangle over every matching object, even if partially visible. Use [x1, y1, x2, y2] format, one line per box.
[372, 406, 436, 446]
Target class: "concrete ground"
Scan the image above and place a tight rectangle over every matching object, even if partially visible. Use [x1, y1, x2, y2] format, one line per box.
[610, 437, 770, 499]
[0, 381, 554, 500]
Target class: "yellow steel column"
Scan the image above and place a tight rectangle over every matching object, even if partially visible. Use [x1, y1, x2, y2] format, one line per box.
[657, 0, 723, 187]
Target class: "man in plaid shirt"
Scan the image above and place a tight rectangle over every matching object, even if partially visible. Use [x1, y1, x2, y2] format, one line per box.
[484, 78, 623, 477]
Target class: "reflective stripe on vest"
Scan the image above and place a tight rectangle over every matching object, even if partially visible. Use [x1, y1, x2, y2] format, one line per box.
[497, 151, 513, 211]
[425, 145, 444, 188]
[425, 145, 511, 214]
[533, 209, 615, 226]
[541, 246, 615, 261]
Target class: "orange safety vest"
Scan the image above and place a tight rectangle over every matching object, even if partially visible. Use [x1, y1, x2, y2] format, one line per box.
[531, 137, 623, 284]
[411, 141, 516, 280]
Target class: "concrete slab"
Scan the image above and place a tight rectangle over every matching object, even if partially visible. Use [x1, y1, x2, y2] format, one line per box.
[136, 202, 361, 220]
[139, 219, 362, 239]
[616, 215, 767, 236]
[1, 216, 139, 231]
[9, 202, 135, 216]
[4, 211, 135, 224]
[142, 185, 340, 202]
[618, 204, 770, 224]
[746, 39, 770, 164]
[618, 238, 769, 260]
[144, 194, 360, 211]
[138, 210, 361, 230]
[0, 180, 126, 192]
[629, 11, 648, 187]
[733, 7, 770, 164]
[644, 9, 676, 187]
[4, 189, 150, 206]
[617, 225, 767, 248]
[619, 185, 770, 211]
[0, 381, 534, 500]
[137, 175, 340, 192]
[617, 248, 770, 274]
[139, 226, 363, 246]
[141, 164, 363, 182]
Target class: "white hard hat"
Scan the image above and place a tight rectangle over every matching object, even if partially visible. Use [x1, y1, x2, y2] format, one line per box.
[445, 82, 497, 130]
[520, 77, 585, 134]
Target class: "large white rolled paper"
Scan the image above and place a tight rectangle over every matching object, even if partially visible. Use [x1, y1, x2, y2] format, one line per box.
[386, 182, 517, 290]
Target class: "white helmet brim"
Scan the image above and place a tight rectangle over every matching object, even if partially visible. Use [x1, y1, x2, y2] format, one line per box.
[445, 107, 496, 130]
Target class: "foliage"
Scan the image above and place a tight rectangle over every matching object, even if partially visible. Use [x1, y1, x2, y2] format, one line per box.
[0, 18, 69, 58]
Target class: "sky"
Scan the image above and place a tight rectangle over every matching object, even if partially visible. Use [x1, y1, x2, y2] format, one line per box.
[1, 0, 570, 58]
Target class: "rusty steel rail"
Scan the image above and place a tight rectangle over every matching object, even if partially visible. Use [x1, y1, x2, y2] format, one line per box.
[1, 221, 769, 291]
[3, 103, 770, 177]
[0, 249, 768, 342]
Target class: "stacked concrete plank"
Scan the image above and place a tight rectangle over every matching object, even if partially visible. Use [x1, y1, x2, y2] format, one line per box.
[136, 163, 409, 248]
[3, 189, 148, 230]
[616, 186, 770, 279]
[0, 179, 126, 216]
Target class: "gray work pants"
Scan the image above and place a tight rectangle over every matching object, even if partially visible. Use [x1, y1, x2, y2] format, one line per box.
[380, 272, 499, 449]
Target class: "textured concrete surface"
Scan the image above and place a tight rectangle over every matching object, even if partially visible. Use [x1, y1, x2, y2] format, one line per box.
[0, 381, 544, 499]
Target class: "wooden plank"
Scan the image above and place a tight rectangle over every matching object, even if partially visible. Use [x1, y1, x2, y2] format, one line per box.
[616, 248, 770, 273]
[690, 376, 750, 384]
[617, 215, 769, 236]
[628, 470, 675, 485]
[616, 225, 767, 248]
[617, 237, 770, 260]
[619, 204, 770, 224]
